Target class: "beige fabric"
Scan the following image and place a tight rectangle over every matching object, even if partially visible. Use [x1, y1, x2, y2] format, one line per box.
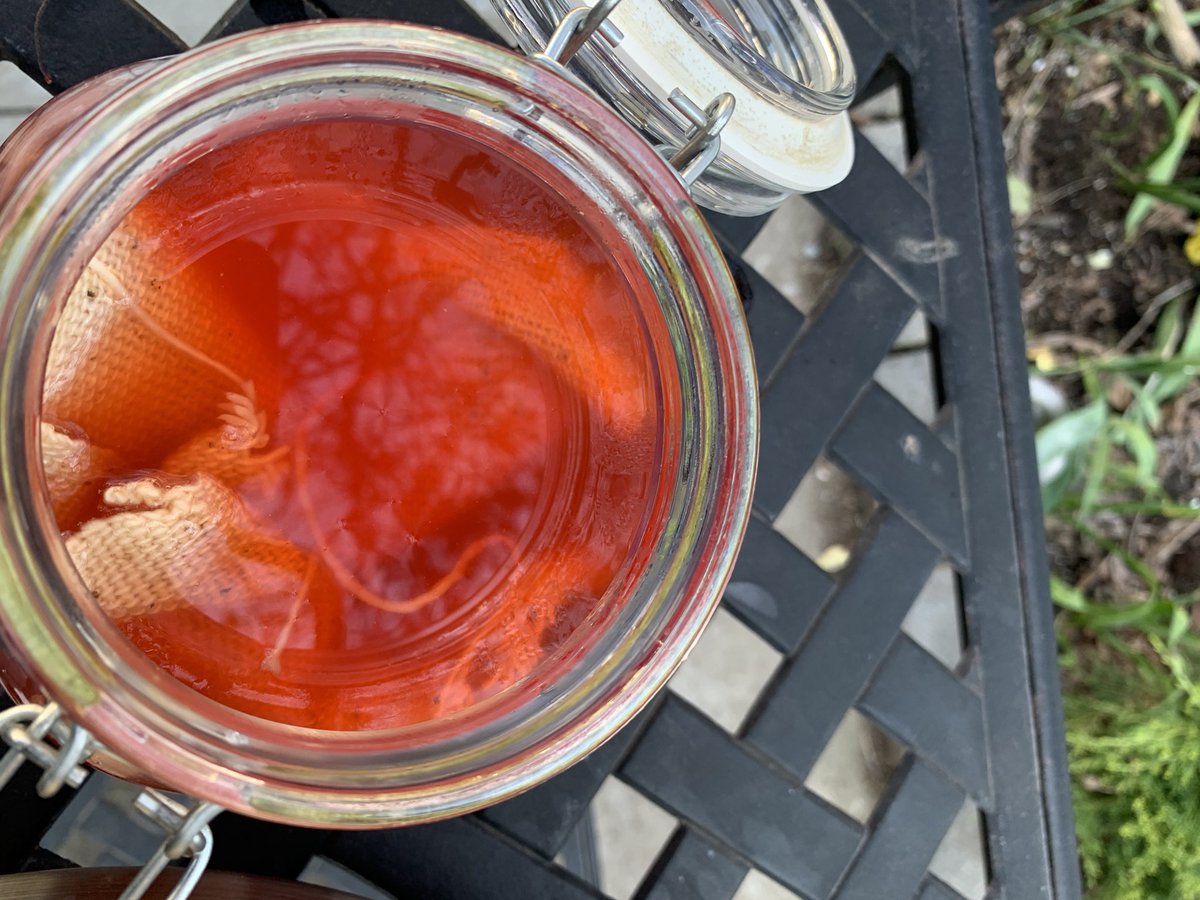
[66, 475, 310, 621]
[42, 210, 291, 621]
[39, 422, 116, 528]
[161, 428, 290, 487]
[448, 228, 650, 437]
[43, 209, 276, 463]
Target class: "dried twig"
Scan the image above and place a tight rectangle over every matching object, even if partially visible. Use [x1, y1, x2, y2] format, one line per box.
[1004, 49, 1067, 184]
[1037, 175, 1102, 211]
[1155, 0, 1200, 70]
[1071, 81, 1123, 112]
[1027, 331, 1111, 357]
[1077, 553, 1113, 593]
[1150, 517, 1200, 574]
[1113, 280, 1194, 355]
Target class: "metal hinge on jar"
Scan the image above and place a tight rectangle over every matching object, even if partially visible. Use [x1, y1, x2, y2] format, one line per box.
[531, 0, 737, 186]
[0, 703, 223, 900]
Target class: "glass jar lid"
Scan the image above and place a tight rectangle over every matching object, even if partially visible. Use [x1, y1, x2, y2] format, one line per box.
[489, 0, 857, 215]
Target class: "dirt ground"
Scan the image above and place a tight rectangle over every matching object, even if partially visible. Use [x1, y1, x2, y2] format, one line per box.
[996, 9, 1200, 607]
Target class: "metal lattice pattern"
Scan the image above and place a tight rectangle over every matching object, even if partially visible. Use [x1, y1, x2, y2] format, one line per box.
[0, 1, 1079, 898]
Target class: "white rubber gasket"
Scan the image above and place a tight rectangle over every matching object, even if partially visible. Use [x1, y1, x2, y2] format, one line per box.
[603, 0, 855, 193]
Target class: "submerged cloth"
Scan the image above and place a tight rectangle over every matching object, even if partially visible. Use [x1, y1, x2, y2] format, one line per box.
[42, 209, 655, 638]
[43, 210, 281, 467]
[66, 475, 311, 621]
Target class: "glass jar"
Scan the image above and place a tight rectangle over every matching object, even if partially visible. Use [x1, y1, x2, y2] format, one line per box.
[490, 0, 856, 213]
[0, 3, 847, 832]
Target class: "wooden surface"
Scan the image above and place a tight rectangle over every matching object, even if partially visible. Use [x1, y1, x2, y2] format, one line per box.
[0, 867, 358, 899]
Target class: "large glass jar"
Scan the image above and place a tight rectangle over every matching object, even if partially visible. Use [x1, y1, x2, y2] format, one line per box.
[0, 5, 848, 831]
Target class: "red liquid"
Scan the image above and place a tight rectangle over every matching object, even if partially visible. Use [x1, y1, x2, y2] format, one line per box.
[45, 120, 679, 730]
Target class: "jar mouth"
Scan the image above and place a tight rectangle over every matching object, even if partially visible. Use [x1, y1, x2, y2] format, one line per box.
[0, 22, 757, 825]
[668, 0, 856, 116]
[489, 0, 857, 213]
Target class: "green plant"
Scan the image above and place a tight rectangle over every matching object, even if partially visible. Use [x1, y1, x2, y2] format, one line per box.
[1017, 4, 1200, 895]
[1037, 295, 1200, 897]
[1038, 290, 1200, 525]
[1027, 1, 1200, 239]
[1031, 0, 1200, 93]
[1121, 89, 1200, 237]
[1039, 293, 1200, 606]
[1064, 636, 1200, 899]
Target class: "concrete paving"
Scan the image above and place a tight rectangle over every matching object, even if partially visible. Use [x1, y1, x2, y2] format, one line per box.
[135, 0, 226, 45]
[0, 61, 50, 145]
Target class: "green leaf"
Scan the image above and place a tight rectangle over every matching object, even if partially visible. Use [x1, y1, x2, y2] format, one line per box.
[1063, 0, 1138, 28]
[1041, 353, 1200, 378]
[1134, 73, 1182, 126]
[1081, 499, 1200, 518]
[1124, 181, 1200, 214]
[1041, 463, 1081, 515]
[1153, 294, 1186, 356]
[1081, 367, 1105, 404]
[1176, 301, 1200, 357]
[1038, 401, 1108, 513]
[1170, 604, 1189, 646]
[1108, 461, 1164, 494]
[1008, 175, 1034, 219]
[1051, 573, 1174, 632]
[1080, 423, 1112, 515]
[1084, 599, 1173, 630]
[1121, 375, 1164, 430]
[1150, 176, 1200, 191]
[1037, 401, 1107, 485]
[1027, 0, 1085, 28]
[1149, 298, 1200, 403]
[1126, 92, 1200, 239]
[1108, 418, 1160, 491]
[1051, 575, 1090, 612]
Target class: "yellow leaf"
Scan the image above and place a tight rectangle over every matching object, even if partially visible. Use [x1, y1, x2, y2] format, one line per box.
[1008, 175, 1034, 220]
[1186, 228, 1200, 266]
[816, 544, 851, 573]
[1031, 347, 1058, 372]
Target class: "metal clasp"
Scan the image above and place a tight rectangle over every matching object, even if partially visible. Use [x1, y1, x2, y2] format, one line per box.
[532, 0, 624, 69]
[0, 702, 222, 900]
[663, 89, 736, 185]
[530, 0, 735, 187]
[119, 790, 223, 900]
[0, 703, 93, 797]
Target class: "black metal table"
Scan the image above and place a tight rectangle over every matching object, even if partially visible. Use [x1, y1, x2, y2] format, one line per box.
[0, 1, 1081, 898]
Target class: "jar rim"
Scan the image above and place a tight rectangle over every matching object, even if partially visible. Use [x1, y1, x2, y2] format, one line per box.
[670, 0, 856, 116]
[488, 0, 857, 210]
[494, 0, 854, 114]
[0, 21, 757, 825]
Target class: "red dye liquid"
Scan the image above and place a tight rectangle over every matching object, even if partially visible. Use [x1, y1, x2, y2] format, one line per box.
[47, 120, 679, 730]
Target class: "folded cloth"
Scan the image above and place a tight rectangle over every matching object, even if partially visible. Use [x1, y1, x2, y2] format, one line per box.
[65, 474, 312, 622]
[42, 207, 280, 468]
[39, 421, 117, 531]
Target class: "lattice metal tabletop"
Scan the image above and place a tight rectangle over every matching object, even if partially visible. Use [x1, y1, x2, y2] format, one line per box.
[0, 1, 1081, 898]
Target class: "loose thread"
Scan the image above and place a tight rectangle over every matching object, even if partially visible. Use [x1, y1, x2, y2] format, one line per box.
[88, 257, 270, 452]
[292, 413, 514, 614]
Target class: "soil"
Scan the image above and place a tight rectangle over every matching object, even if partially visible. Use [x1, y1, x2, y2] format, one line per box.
[995, 8, 1200, 605]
